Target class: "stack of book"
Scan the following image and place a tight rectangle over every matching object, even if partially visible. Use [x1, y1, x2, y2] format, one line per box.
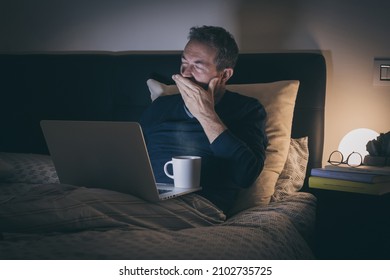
[309, 164, 390, 195]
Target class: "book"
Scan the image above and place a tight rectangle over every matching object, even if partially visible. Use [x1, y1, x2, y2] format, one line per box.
[324, 164, 390, 176]
[309, 176, 390, 195]
[311, 167, 390, 183]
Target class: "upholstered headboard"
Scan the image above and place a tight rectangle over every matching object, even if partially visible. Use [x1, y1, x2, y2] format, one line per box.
[0, 52, 326, 190]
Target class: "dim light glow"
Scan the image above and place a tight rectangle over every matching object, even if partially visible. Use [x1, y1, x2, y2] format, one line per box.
[338, 128, 379, 165]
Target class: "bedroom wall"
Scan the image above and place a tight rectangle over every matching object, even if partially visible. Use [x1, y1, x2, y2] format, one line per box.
[1, 0, 390, 166]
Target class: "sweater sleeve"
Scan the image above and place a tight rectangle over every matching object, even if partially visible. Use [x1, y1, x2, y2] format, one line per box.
[209, 103, 267, 188]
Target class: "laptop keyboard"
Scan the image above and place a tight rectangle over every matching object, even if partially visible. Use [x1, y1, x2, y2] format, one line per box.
[158, 189, 172, 194]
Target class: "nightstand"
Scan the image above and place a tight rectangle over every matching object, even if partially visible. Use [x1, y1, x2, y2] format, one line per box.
[311, 188, 390, 259]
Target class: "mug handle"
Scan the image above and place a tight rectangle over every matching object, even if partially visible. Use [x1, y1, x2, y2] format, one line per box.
[163, 161, 174, 179]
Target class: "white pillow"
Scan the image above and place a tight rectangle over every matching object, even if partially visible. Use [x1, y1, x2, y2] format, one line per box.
[146, 79, 299, 213]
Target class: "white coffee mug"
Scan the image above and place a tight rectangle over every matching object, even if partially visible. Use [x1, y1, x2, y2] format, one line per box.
[163, 156, 201, 188]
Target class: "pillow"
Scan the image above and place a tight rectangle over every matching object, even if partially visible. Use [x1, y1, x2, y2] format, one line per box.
[147, 79, 179, 101]
[146, 79, 299, 213]
[0, 158, 14, 180]
[272, 137, 309, 202]
[0, 152, 59, 184]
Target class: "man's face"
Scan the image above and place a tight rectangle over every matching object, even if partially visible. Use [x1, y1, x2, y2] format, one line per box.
[180, 40, 221, 89]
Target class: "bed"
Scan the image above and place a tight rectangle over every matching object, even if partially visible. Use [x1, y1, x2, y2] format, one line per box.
[0, 52, 326, 259]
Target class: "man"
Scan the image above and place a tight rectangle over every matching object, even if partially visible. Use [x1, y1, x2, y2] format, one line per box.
[140, 26, 267, 213]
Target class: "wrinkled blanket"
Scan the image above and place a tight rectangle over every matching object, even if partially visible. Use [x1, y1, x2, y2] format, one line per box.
[0, 182, 316, 259]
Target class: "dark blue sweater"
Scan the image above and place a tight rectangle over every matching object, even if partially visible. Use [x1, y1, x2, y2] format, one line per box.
[140, 91, 267, 212]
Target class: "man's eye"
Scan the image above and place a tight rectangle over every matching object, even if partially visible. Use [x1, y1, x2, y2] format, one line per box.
[194, 65, 204, 72]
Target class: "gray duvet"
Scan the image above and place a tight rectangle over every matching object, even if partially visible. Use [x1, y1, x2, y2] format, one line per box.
[0, 182, 316, 259]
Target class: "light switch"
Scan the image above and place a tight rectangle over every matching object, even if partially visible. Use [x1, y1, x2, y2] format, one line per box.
[380, 64, 390, 80]
[373, 58, 390, 86]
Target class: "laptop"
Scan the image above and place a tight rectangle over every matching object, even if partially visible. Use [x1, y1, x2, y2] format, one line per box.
[40, 120, 202, 201]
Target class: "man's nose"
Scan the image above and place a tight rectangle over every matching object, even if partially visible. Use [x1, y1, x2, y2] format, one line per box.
[181, 65, 193, 78]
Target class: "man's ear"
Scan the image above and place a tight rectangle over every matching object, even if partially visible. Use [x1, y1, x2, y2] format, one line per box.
[221, 68, 234, 83]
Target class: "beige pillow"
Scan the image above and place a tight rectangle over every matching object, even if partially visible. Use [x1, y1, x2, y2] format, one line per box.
[146, 79, 299, 213]
[227, 81, 299, 214]
[272, 137, 309, 202]
[147, 79, 179, 101]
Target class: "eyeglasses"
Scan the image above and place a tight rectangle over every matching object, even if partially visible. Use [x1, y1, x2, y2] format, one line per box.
[327, 150, 363, 167]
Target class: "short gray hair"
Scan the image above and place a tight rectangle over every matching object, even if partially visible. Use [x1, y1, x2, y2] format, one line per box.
[188, 25, 239, 71]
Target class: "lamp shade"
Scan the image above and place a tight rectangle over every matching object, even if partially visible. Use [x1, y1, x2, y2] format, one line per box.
[338, 128, 379, 162]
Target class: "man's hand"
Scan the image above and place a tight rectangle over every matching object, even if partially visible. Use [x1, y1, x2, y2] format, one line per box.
[172, 74, 217, 118]
[172, 74, 227, 143]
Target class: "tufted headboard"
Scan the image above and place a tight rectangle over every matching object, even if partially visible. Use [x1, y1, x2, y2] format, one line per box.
[0, 52, 326, 190]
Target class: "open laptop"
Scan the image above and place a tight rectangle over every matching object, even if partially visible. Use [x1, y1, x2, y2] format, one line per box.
[40, 120, 201, 201]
